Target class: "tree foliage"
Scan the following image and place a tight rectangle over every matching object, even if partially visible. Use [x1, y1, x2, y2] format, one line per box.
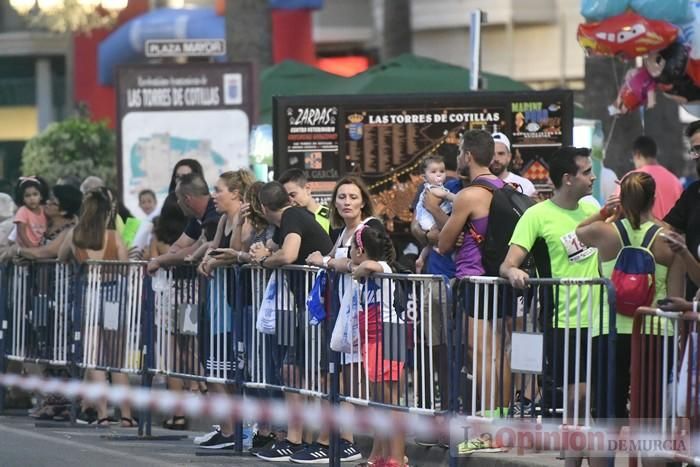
[21, 117, 116, 187]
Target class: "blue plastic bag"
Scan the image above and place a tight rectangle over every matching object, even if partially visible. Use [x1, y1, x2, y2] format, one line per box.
[581, 0, 629, 22]
[306, 270, 327, 325]
[630, 0, 694, 25]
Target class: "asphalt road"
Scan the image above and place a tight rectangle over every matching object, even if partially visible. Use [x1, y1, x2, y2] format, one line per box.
[0, 414, 293, 467]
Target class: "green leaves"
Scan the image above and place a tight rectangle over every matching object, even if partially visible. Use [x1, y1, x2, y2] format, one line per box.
[21, 117, 116, 187]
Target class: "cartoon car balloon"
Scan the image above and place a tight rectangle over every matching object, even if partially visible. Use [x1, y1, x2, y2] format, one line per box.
[577, 11, 679, 59]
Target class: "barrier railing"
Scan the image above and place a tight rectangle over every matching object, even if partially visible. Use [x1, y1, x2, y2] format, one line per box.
[5, 261, 73, 367]
[75, 261, 146, 374]
[0, 259, 632, 464]
[332, 271, 452, 416]
[629, 307, 697, 465]
[451, 276, 617, 430]
[240, 264, 328, 397]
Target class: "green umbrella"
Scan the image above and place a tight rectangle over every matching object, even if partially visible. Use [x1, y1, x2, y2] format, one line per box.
[258, 60, 346, 124]
[258, 54, 532, 123]
[337, 53, 531, 94]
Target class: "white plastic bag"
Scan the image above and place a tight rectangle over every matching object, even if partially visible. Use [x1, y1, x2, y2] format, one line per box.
[256, 272, 295, 335]
[330, 280, 359, 353]
[677, 331, 698, 417]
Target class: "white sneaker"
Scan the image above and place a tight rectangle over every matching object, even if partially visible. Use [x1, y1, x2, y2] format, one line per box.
[193, 425, 221, 445]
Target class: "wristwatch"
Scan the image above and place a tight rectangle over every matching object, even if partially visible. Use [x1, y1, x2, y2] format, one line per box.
[322, 256, 331, 268]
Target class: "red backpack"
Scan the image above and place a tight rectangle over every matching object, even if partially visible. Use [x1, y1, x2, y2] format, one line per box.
[611, 220, 660, 317]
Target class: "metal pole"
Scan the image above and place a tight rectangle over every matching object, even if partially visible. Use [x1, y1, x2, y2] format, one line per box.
[469, 10, 484, 91]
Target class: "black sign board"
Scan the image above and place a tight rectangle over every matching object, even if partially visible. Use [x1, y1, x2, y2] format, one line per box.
[274, 91, 574, 234]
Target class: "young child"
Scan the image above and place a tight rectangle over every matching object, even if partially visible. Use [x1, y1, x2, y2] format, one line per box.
[13, 176, 48, 248]
[350, 224, 406, 467]
[138, 189, 158, 218]
[414, 155, 455, 272]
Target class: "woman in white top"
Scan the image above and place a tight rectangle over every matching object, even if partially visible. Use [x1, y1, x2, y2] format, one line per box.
[306, 176, 387, 460]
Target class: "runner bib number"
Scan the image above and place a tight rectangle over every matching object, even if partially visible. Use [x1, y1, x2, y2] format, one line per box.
[560, 231, 595, 263]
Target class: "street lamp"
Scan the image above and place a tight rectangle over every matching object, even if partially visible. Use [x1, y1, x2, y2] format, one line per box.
[9, 0, 129, 33]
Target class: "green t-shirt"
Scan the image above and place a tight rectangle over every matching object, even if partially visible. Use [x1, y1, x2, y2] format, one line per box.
[509, 199, 602, 329]
[601, 219, 670, 336]
[314, 205, 330, 233]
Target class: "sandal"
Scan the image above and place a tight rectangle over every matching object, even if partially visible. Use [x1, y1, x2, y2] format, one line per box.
[120, 417, 138, 428]
[355, 459, 385, 467]
[163, 416, 188, 431]
[97, 417, 111, 426]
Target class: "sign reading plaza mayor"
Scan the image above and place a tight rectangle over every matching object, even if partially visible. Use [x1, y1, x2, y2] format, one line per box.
[117, 63, 255, 215]
[273, 91, 574, 234]
[144, 39, 227, 58]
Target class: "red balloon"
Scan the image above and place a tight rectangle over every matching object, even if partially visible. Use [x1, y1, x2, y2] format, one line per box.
[687, 58, 700, 87]
[577, 11, 678, 59]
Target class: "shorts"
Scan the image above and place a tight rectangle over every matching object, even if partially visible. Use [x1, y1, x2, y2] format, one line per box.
[360, 306, 406, 383]
[420, 280, 450, 346]
[545, 327, 590, 386]
[201, 331, 236, 377]
[455, 280, 516, 320]
[278, 310, 328, 372]
[362, 340, 404, 383]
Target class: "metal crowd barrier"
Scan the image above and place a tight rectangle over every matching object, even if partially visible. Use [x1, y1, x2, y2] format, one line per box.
[450, 276, 617, 430]
[240, 264, 327, 397]
[629, 307, 697, 465]
[75, 261, 146, 374]
[331, 271, 452, 416]
[4, 261, 73, 367]
[0, 260, 638, 464]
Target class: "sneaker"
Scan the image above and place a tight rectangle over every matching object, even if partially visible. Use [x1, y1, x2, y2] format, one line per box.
[193, 425, 221, 445]
[508, 394, 535, 418]
[75, 408, 98, 425]
[339, 439, 362, 462]
[256, 439, 305, 462]
[414, 437, 439, 447]
[457, 434, 507, 455]
[51, 408, 70, 422]
[250, 432, 277, 454]
[198, 430, 236, 450]
[289, 442, 329, 464]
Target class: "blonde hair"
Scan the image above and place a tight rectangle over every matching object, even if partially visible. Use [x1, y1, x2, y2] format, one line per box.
[219, 169, 255, 196]
[620, 172, 655, 229]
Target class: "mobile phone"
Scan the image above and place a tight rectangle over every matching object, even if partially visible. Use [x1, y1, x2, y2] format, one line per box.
[209, 250, 224, 257]
[659, 232, 685, 248]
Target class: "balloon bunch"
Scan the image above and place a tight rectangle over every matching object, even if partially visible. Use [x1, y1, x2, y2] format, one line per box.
[577, 0, 700, 115]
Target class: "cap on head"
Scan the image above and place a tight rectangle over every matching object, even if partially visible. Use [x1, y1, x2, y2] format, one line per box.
[492, 132, 511, 151]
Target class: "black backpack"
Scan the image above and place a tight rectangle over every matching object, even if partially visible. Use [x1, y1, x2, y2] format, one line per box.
[468, 179, 536, 276]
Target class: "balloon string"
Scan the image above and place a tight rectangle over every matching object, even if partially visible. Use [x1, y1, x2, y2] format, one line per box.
[604, 57, 621, 157]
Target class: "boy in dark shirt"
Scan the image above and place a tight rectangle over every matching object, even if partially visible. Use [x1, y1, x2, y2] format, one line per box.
[249, 182, 334, 462]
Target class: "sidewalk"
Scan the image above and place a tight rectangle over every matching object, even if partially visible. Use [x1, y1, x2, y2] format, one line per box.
[0, 408, 633, 467]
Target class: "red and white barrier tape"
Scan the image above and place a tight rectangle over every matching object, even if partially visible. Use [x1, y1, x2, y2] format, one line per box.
[2, 372, 697, 460]
[0, 373, 450, 438]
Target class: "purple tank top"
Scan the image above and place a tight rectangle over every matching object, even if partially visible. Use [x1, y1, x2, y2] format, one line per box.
[455, 177, 505, 278]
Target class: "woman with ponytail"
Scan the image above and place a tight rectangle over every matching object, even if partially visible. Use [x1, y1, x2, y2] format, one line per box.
[575, 171, 685, 423]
